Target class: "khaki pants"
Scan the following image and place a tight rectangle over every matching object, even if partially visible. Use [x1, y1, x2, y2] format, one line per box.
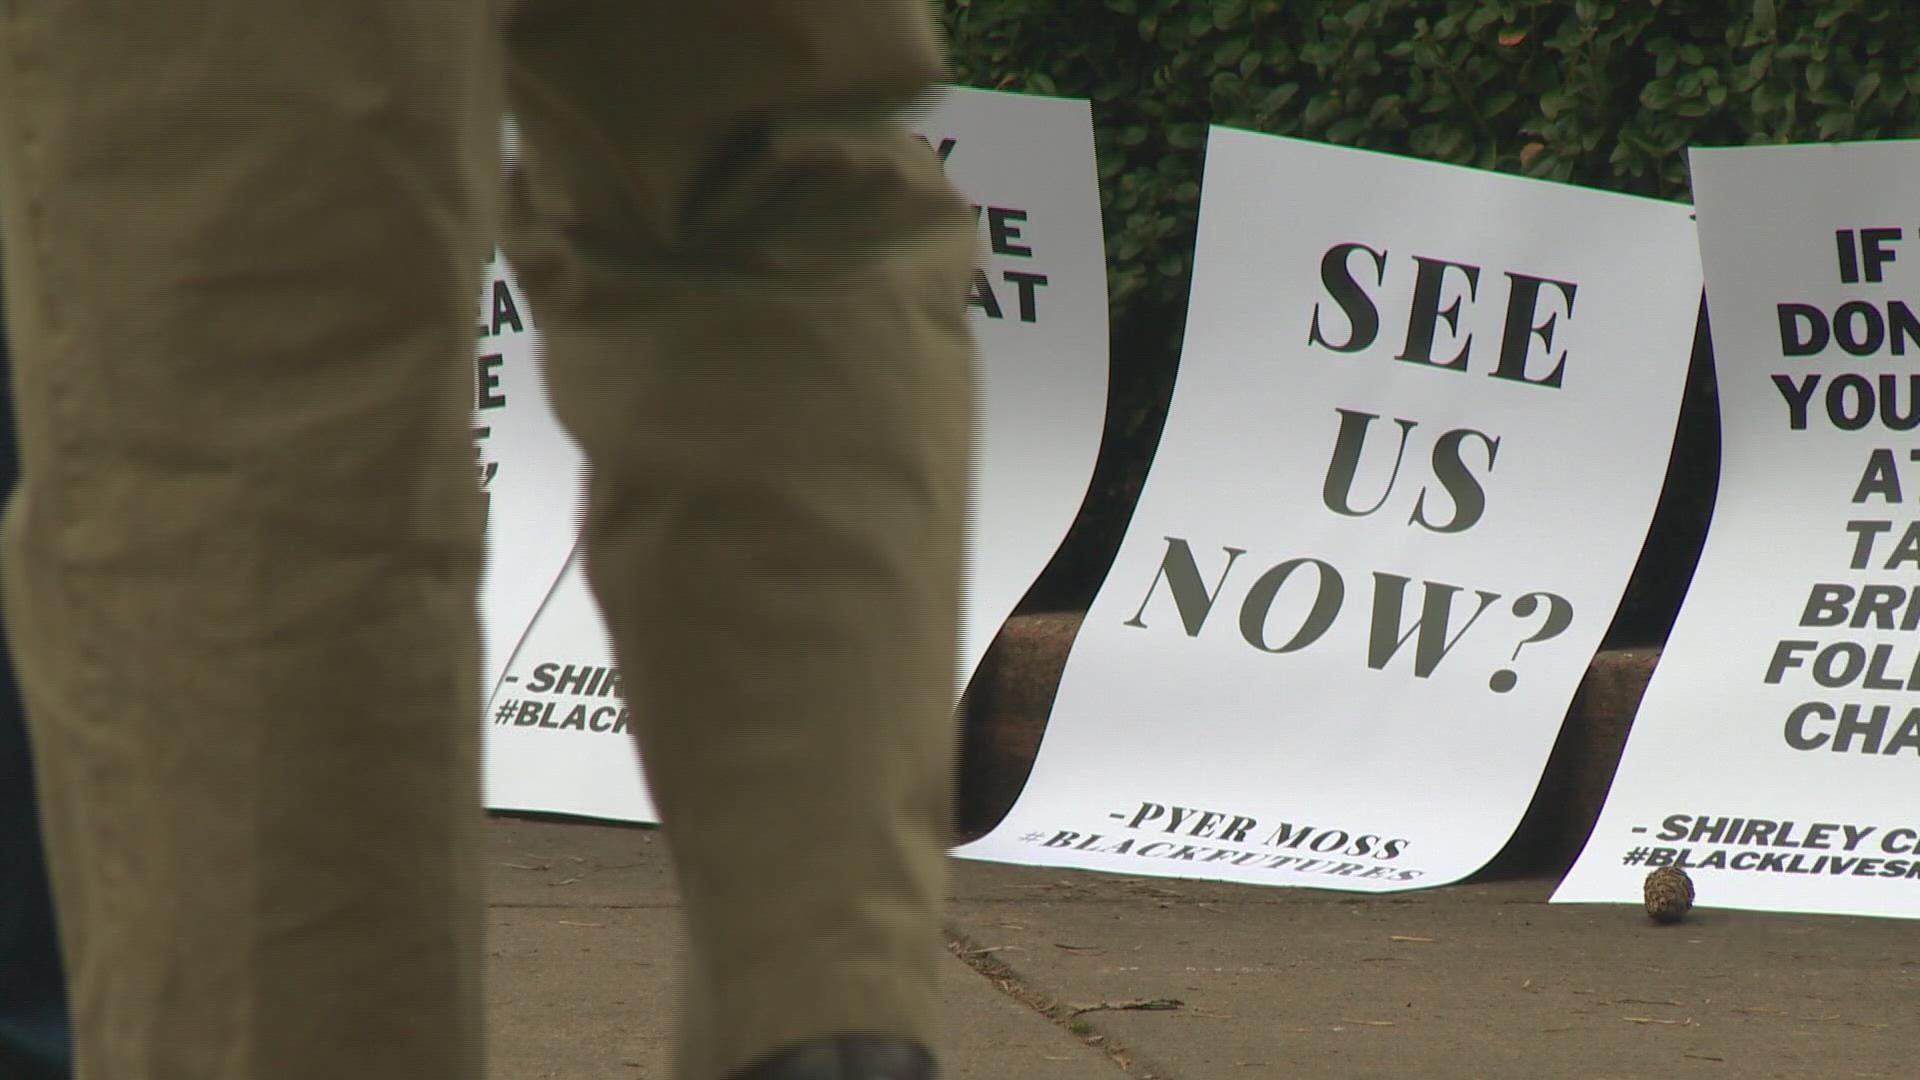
[0, 2, 976, 1078]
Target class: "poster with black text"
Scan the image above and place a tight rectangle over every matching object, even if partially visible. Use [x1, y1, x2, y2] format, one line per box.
[1555, 141, 1920, 920]
[475, 251, 585, 702]
[959, 128, 1702, 890]
[479, 87, 1111, 821]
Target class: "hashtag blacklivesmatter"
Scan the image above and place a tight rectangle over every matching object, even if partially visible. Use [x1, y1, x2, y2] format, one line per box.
[1630, 845, 1920, 878]
[495, 698, 632, 734]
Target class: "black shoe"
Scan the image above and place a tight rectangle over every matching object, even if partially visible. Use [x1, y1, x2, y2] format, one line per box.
[727, 1035, 936, 1080]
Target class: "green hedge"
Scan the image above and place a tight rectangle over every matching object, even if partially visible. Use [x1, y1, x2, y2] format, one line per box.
[943, 0, 1920, 643]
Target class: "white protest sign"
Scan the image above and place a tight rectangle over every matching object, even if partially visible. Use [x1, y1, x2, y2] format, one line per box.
[1554, 141, 1920, 920]
[475, 255, 585, 700]
[477, 87, 1111, 822]
[958, 128, 1701, 889]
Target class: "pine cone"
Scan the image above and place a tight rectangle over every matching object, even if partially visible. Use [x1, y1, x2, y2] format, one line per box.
[1643, 866, 1694, 923]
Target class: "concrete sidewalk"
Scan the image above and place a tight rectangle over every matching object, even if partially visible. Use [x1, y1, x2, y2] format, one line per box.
[485, 815, 1915, 1080]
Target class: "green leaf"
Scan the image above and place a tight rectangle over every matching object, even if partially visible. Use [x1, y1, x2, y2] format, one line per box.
[1259, 82, 1301, 113]
[1430, 126, 1467, 159]
[1326, 116, 1368, 142]
[1367, 94, 1406, 121]
[1302, 91, 1343, 128]
[1853, 70, 1883, 109]
[1167, 122, 1208, 150]
[1751, 79, 1788, 115]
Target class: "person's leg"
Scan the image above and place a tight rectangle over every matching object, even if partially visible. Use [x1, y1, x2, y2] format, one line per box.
[498, 4, 977, 1079]
[0, 290, 71, 1080]
[0, 4, 498, 1077]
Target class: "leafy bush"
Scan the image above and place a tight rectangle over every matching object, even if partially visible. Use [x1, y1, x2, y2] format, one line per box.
[945, 0, 1919, 642]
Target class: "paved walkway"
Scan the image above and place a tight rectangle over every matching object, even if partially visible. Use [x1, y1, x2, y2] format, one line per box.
[485, 816, 1914, 1080]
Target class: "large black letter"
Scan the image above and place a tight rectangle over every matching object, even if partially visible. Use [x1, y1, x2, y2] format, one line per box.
[1125, 538, 1247, 637]
[1238, 558, 1345, 654]
[1308, 243, 1387, 353]
[488, 278, 524, 336]
[1396, 256, 1481, 371]
[1773, 374, 1820, 430]
[1492, 273, 1575, 388]
[1368, 575, 1501, 677]
[1321, 409, 1416, 517]
[1778, 303, 1829, 356]
[1411, 428, 1501, 533]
